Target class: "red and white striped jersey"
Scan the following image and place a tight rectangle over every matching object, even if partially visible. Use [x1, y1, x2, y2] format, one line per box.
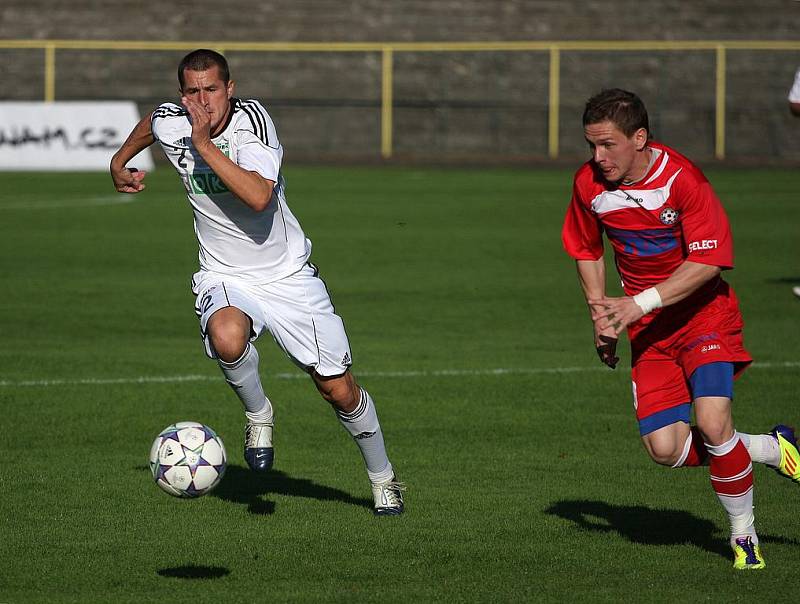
[562, 141, 734, 296]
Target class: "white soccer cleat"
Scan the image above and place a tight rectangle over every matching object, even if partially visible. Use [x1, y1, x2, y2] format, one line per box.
[244, 421, 274, 472]
[371, 475, 406, 516]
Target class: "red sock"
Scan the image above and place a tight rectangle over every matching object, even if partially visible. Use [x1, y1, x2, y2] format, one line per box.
[708, 438, 753, 498]
[681, 426, 709, 467]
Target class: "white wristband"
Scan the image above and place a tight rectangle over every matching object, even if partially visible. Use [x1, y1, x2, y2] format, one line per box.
[633, 287, 662, 315]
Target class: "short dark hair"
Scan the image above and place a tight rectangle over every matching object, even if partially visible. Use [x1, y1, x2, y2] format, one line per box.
[583, 88, 649, 138]
[178, 49, 230, 89]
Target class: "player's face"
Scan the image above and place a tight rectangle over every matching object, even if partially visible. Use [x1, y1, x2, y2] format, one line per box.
[180, 67, 235, 134]
[584, 120, 648, 183]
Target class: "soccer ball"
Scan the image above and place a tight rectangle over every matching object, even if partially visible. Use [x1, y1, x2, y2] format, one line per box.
[149, 421, 227, 498]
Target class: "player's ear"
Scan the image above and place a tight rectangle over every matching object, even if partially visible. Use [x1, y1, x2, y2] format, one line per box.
[226, 79, 235, 99]
[633, 127, 648, 151]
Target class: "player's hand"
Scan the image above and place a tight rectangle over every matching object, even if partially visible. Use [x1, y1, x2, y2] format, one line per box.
[588, 295, 645, 336]
[111, 165, 147, 193]
[181, 95, 212, 149]
[595, 333, 619, 369]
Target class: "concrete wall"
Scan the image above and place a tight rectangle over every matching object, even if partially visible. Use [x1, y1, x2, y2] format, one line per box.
[2, 1, 800, 162]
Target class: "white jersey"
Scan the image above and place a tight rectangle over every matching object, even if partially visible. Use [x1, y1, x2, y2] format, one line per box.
[151, 98, 312, 283]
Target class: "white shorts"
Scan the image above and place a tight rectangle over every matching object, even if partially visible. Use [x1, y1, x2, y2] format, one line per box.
[191, 263, 353, 376]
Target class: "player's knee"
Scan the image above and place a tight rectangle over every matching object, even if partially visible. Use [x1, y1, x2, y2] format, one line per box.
[209, 324, 248, 364]
[642, 433, 683, 466]
[695, 420, 732, 448]
[647, 446, 682, 467]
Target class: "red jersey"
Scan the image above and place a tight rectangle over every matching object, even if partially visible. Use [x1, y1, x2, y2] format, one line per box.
[561, 141, 734, 296]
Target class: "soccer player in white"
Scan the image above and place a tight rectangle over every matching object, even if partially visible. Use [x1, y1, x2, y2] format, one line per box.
[110, 49, 404, 515]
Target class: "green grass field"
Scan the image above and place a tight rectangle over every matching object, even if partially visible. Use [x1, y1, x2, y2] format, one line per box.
[1, 166, 799, 602]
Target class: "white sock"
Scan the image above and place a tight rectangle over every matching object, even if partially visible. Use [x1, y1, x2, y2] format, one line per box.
[335, 388, 393, 483]
[218, 343, 273, 423]
[737, 431, 780, 466]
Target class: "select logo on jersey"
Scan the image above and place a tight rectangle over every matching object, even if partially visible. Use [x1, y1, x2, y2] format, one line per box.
[188, 172, 230, 195]
[659, 207, 679, 225]
[688, 239, 718, 252]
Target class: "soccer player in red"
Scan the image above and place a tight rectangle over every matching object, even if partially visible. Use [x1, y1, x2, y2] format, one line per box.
[561, 88, 800, 570]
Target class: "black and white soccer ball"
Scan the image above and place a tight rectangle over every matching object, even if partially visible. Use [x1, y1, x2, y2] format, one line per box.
[149, 422, 227, 498]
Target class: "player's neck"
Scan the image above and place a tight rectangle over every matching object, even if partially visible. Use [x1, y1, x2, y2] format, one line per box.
[622, 147, 654, 186]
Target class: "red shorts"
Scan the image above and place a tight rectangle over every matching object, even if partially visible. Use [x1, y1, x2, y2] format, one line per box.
[628, 279, 752, 431]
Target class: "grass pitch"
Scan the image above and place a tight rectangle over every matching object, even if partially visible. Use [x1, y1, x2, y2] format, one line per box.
[1, 166, 799, 602]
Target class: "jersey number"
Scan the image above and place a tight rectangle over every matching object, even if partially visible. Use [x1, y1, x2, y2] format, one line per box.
[199, 292, 214, 314]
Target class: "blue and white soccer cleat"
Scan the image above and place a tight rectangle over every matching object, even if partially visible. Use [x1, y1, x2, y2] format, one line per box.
[244, 420, 274, 472]
[371, 475, 406, 516]
[769, 425, 800, 484]
[732, 536, 765, 570]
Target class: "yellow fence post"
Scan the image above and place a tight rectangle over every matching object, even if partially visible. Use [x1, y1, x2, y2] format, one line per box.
[44, 43, 56, 102]
[381, 46, 394, 159]
[548, 46, 560, 159]
[715, 44, 726, 160]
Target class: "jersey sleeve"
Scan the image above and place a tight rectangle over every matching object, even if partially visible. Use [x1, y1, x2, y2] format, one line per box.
[234, 100, 282, 182]
[562, 178, 604, 261]
[677, 179, 734, 269]
[150, 102, 185, 143]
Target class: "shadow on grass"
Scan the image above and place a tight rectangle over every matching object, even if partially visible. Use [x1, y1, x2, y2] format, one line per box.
[544, 499, 800, 560]
[211, 465, 372, 515]
[157, 565, 230, 579]
[765, 276, 800, 285]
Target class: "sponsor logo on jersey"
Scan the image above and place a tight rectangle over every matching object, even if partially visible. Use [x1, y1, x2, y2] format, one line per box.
[688, 239, 718, 252]
[659, 207, 679, 225]
[188, 172, 230, 195]
[605, 226, 679, 257]
[701, 344, 721, 353]
[682, 332, 720, 352]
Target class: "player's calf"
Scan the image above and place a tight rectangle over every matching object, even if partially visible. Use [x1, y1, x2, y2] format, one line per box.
[312, 370, 359, 412]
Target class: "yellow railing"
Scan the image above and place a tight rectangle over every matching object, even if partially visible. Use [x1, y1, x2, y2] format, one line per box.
[3, 39, 800, 160]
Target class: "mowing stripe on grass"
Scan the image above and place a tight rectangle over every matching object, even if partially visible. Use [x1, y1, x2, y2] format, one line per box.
[1, 360, 799, 388]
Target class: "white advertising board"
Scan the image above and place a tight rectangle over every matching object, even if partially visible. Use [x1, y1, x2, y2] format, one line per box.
[0, 101, 154, 171]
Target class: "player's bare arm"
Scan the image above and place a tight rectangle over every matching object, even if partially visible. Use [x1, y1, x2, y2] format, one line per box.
[577, 258, 619, 368]
[181, 95, 274, 211]
[589, 260, 722, 335]
[110, 113, 154, 193]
